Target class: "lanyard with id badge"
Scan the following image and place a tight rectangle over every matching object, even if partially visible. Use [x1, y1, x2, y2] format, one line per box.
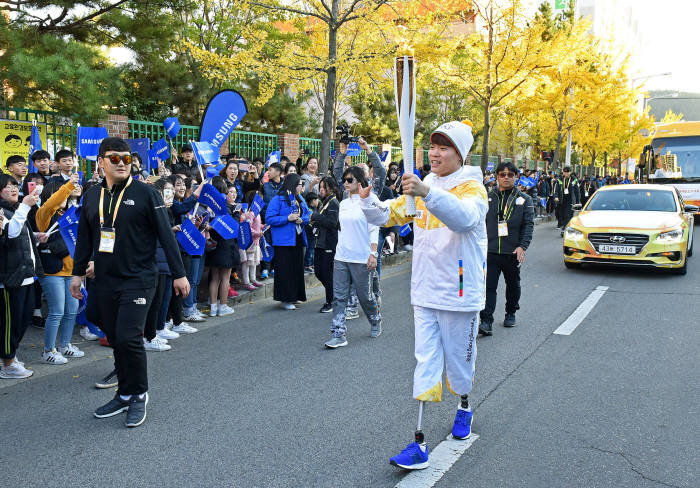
[98, 178, 132, 253]
[498, 190, 517, 237]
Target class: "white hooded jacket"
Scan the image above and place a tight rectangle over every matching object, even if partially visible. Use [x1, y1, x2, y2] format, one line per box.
[361, 166, 487, 312]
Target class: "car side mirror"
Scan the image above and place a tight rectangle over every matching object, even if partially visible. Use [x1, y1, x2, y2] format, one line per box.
[684, 204, 698, 213]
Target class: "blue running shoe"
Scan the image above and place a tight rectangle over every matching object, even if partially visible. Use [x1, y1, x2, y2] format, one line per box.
[389, 442, 429, 470]
[452, 407, 472, 440]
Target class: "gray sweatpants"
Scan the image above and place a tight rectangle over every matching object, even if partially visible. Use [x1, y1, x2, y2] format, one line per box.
[331, 260, 381, 338]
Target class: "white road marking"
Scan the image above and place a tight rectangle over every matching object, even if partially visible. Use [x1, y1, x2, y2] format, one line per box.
[395, 434, 480, 488]
[553, 286, 609, 336]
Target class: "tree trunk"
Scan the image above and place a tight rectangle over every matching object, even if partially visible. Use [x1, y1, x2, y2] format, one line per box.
[481, 101, 491, 172]
[552, 112, 565, 171]
[319, 1, 339, 173]
[480, 5, 494, 173]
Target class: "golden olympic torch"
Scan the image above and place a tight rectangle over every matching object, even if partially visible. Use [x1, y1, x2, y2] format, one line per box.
[394, 54, 417, 216]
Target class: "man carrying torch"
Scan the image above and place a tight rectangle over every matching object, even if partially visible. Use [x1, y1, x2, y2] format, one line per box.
[359, 120, 487, 470]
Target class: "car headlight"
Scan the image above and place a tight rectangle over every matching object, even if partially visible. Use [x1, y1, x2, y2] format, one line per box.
[656, 229, 683, 243]
[564, 227, 584, 239]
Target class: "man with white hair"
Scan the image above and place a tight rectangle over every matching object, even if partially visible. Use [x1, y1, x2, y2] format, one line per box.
[359, 121, 487, 470]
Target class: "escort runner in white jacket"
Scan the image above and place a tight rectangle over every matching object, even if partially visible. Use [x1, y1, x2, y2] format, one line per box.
[360, 120, 487, 471]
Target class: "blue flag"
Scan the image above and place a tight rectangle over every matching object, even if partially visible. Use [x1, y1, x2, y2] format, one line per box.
[147, 148, 161, 173]
[152, 138, 170, 163]
[399, 224, 412, 237]
[206, 162, 225, 179]
[540, 197, 547, 207]
[164, 117, 181, 139]
[209, 214, 239, 240]
[266, 150, 281, 165]
[260, 235, 274, 262]
[198, 183, 227, 216]
[379, 151, 389, 162]
[176, 219, 206, 256]
[28, 125, 42, 173]
[58, 205, 81, 228]
[347, 143, 361, 157]
[238, 220, 253, 250]
[199, 90, 248, 150]
[127, 138, 150, 171]
[59, 223, 78, 258]
[241, 203, 249, 213]
[191, 141, 218, 166]
[486, 161, 495, 171]
[250, 193, 265, 217]
[76, 127, 108, 161]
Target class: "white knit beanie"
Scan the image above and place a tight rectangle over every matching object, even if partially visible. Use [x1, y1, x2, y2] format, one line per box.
[430, 120, 474, 163]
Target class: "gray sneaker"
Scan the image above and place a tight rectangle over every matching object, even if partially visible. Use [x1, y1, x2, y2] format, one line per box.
[346, 308, 359, 320]
[324, 336, 348, 349]
[370, 323, 382, 338]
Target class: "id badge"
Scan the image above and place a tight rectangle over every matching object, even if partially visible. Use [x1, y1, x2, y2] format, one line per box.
[584, 191, 589, 197]
[498, 221, 509, 237]
[99, 227, 116, 253]
[564, 188, 569, 195]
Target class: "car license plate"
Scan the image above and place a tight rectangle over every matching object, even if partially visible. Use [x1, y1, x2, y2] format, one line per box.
[599, 244, 636, 254]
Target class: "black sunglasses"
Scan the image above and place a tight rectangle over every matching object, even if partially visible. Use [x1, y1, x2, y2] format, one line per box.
[104, 154, 132, 165]
[343, 177, 355, 184]
[497, 172, 516, 178]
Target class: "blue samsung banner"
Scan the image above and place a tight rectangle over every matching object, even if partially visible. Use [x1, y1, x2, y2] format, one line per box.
[76, 127, 108, 161]
[486, 161, 495, 171]
[152, 138, 170, 163]
[147, 148, 161, 173]
[209, 214, 239, 240]
[260, 235, 274, 262]
[379, 151, 389, 162]
[250, 193, 264, 217]
[199, 90, 248, 150]
[176, 219, 206, 256]
[198, 183, 227, 216]
[27, 125, 42, 173]
[191, 141, 218, 166]
[399, 223, 412, 237]
[164, 117, 181, 139]
[127, 138, 150, 171]
[266, 150, 281, 164]
[238, 220, 253, 250]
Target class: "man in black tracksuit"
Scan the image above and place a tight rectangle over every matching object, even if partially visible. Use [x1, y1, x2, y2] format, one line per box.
[71, 137, 189, 428]
[554, 166, 580, 234]
[479, 162, 534, 336]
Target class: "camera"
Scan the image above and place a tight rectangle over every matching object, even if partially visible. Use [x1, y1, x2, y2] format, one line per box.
[336, 124, 359, 144]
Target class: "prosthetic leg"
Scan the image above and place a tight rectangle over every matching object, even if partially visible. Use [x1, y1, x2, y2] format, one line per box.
[414, 400, 426, 444]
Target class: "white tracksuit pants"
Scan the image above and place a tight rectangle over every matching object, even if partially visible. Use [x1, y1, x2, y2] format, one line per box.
[413, 306, 479, 402]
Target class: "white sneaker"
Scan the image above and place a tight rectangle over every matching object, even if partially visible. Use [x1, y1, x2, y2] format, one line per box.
[157, 328, 180, 340]
[61, 344, 85, 358]
[42, 349, 68, 365]
[172, 323, 198, 334]
[164, 319, 174, 330]
[346, 308, 360, 320]
[79, 326, 99, 341]
[209, 303, 219, 317]
[183, 313, 205, 323]
[281, 303, 296, 310]
[217, 304, 234, 316]
[0, 361, 33, 379]
[143, 336, 171, 352]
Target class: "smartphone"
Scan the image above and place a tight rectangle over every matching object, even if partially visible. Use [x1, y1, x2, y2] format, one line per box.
[239, 162, 250, 172]
[27, 182, 36, 194]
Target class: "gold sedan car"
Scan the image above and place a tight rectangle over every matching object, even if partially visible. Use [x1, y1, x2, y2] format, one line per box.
[563, 184, 697, 274]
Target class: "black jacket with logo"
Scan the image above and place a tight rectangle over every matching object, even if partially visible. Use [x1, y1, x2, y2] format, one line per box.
[73, 178, 186, 291]
[485, 187, 534, 254]
[0, 201, 44, 287]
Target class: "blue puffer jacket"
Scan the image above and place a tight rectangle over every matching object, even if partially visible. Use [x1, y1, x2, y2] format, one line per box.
[265, 193, 311, 247]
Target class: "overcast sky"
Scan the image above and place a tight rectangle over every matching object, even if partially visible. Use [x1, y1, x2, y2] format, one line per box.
[632, 0, 699, 92]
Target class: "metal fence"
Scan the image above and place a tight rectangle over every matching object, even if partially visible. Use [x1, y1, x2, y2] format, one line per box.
[1, 106, 77, 156]
[128, 120, 199, 149]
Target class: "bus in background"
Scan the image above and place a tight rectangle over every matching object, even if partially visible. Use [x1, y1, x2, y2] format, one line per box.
[643, 121, 700, 213]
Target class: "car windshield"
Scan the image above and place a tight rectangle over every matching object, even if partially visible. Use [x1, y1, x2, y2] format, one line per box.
[586, 190, 677, 212]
